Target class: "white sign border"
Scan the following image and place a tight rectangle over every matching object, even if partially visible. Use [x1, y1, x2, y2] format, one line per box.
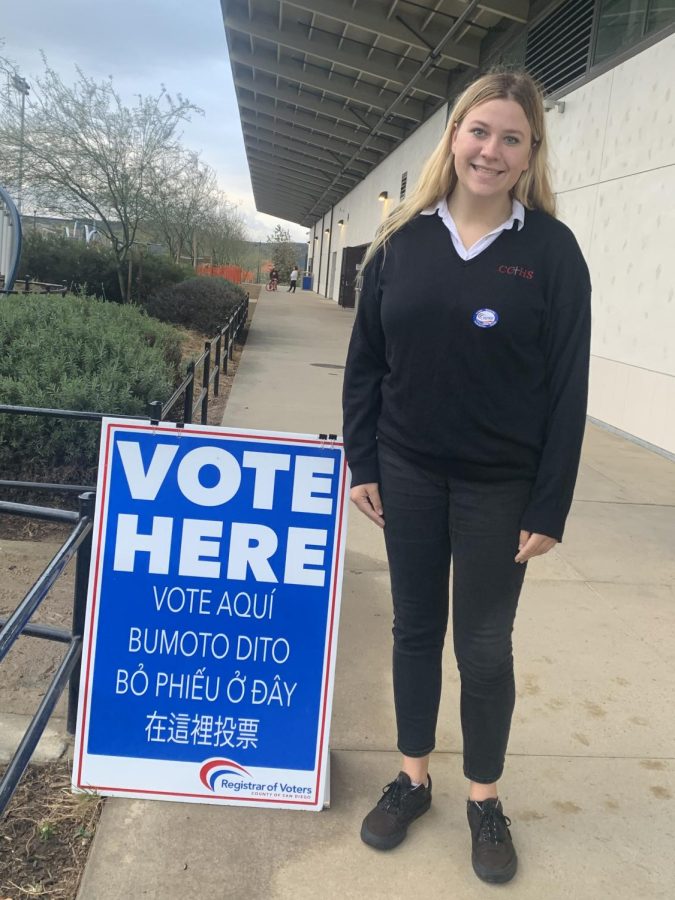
[72, 417, 350, 811]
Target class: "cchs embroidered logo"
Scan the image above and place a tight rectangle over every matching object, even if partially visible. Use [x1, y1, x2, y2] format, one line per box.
[497, 264, 534, 279]
[200, 758, 251, 791]
[472, 308, 499, 328]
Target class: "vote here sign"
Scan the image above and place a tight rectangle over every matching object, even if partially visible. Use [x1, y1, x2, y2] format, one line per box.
[73, 418, 350, 810]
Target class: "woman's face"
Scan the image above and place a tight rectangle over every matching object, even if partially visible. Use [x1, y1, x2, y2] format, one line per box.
[450, 98, 533, 202]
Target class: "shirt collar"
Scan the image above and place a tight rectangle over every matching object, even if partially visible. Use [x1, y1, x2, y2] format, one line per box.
[421, 195, 525, 232]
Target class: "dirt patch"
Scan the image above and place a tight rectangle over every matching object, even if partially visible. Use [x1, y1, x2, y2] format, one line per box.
[0, 762, 102, 900]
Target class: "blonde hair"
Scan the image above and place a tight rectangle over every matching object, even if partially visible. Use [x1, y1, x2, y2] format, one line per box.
[362, 70, 556, 270]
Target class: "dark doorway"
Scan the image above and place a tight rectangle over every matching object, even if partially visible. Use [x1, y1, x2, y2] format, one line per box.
[338, 243, 369, 308]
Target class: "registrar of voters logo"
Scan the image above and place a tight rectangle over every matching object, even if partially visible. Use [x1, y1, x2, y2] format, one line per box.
[200, 758, 251, 791]
[472, 308, 499, 328]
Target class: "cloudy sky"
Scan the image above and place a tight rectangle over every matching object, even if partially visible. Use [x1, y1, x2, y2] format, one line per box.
[0, 0, 307, 242]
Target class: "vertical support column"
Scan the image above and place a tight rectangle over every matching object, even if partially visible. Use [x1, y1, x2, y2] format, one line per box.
[67, 492, 95, 735]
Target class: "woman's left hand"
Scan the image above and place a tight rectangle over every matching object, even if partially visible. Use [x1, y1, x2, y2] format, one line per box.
[515, 530, 557, 564]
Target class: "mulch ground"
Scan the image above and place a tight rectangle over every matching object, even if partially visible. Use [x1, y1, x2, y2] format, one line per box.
[0, 762, 103, 900]
[0, 310, 253, 899]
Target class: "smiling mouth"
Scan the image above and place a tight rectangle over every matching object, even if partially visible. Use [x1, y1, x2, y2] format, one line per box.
[471, 164, 504, 175]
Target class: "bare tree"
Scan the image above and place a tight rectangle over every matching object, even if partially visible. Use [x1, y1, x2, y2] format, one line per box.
[146, 149, 220, 266]
[267, 224, 296, 281]
[0, 59, 199, 300]
[198, 193, 249, 267]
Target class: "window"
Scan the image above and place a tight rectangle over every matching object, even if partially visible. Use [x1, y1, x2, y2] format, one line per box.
[400, 171, 407, 201]
[594, 0, 675, 64]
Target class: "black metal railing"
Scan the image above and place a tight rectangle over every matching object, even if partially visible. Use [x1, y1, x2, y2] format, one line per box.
[0, 275, 69, 297]
[0, 293, 249, 813]
[0, 493, 94, 815]
[160, 294, 249, 425]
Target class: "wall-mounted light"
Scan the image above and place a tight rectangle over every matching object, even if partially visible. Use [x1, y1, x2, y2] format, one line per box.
[337, 219, 344, 227]
[324, 228, 330, 235]
[543, 99, 565, 114]
[378, 191, 388, 201]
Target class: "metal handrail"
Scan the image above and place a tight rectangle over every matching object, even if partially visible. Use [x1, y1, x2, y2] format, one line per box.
[0, 493, 94, 816]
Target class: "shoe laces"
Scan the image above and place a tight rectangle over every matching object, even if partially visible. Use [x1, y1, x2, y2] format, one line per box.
[379, 777, 408, 812]
[475, 802, 511, 844]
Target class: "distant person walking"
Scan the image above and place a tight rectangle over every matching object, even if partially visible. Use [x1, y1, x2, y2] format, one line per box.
[288, 266, 299, 293]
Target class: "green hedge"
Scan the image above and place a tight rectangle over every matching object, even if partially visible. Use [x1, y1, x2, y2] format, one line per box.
[19, 232, 187, 303]
[143, 276, 247, 335]
[0, 294, 184, 485]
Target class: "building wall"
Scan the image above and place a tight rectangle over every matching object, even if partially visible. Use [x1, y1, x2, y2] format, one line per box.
[312, 104, 448, 300]
[548, 32, 675, 453]
[312, 30, 674, 454]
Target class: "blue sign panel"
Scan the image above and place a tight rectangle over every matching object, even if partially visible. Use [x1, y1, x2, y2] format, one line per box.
[74, 419, 349, 809]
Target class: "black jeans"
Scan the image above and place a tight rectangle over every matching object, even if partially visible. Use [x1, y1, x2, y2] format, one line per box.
[378, 441, 532, 784]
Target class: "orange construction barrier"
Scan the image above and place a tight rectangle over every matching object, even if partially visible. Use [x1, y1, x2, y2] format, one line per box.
[196, 264, 254, 284]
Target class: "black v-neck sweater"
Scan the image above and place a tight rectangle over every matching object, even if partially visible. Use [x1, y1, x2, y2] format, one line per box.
[342, 208, 591, 541]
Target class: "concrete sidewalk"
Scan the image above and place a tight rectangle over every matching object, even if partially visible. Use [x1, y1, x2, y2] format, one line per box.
[77, 288, 675, 899]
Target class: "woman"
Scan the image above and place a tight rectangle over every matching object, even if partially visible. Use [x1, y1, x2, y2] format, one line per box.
[342, 70, 590, 884]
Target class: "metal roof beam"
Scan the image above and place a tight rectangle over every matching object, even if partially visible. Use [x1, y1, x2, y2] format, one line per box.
[229, 46, 426, 122]
[235, 72, 408, 138]
[479, 0, 529, 23]
[223, 9, 452, 99]
[243, 127, 371, 175]
[287, 0, 481, 67]
[247, 149, 357, 188]
[239, 106, 390, 158]
[246, 145, 360, 184]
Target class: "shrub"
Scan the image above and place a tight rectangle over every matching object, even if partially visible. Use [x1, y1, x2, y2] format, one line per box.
[0, 294, 184, 485]
[143, 276, 247, 335]
[18, 231, 187, 303]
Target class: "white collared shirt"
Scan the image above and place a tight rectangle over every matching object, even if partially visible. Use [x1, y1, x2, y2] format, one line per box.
[420, 195, 525, 261]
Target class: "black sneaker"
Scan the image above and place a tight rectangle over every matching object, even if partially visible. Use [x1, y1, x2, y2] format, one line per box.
[360, 772, 432, 850]
[467, 798, 518, 883]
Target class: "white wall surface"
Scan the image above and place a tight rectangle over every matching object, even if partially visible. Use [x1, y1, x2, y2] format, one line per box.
[313, 104, 448, 300]
[548, 32, 675, 454]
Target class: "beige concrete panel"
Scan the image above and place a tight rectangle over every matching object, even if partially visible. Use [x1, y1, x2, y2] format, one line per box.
[555, 183, 598, 261]
[78, 750, 675, 900]
[556, 499, 675, 584]
[577, 421, 675, 504]
[588, 356, 629, 432]
[589, 357, 675, 456]
[587, 166, 675, 373]
[601, 31, 675, 180]
[512, 579, 675, 758]
[548, 71, 614, 192]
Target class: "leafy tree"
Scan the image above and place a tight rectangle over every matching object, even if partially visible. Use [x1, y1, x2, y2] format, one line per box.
[266, 225, 296, 282]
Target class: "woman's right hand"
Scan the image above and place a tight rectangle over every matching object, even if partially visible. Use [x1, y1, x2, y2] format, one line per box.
[350, 483, 384, 528]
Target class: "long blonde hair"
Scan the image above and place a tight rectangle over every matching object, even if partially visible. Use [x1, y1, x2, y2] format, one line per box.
[362, 70, 555, 270]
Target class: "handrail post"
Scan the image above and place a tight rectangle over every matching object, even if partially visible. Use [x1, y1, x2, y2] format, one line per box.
[201, 341, 210, 425]
[214, 334, 222, 397]
[184, 361, 195, 424]
[222, 325, 229, 375]
[67, 491, 95, 735]
[147, 399, 162, 424]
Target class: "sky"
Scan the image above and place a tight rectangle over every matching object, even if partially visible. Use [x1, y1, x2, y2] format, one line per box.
[0, 0, 308, 242]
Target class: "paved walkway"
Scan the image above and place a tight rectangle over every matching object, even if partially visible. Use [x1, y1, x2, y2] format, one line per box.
[77, 288, 675, 899]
